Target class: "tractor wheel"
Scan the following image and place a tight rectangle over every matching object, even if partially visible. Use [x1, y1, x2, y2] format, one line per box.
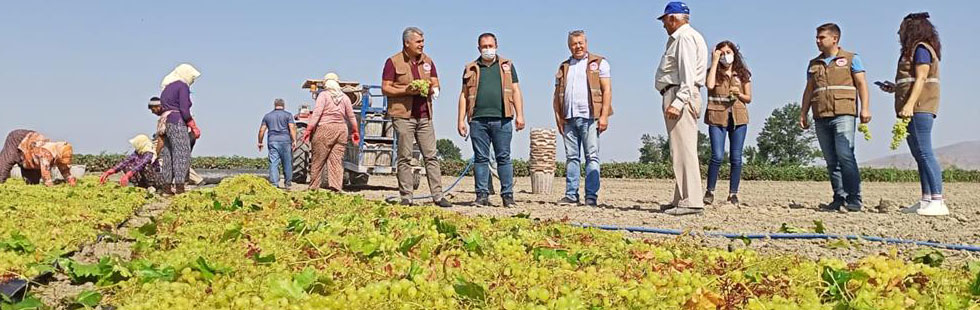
[292, 127, 311, 184]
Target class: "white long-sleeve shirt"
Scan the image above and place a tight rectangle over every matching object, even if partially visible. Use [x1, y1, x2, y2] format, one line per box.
[655, 23, 708, 111]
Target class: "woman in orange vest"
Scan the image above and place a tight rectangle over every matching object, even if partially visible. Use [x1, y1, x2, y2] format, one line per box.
[878, 12, 946, 216]
[703, 41, 752, 205]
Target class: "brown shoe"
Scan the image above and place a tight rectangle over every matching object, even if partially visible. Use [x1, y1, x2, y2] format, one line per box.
[175, 184, 186, 195]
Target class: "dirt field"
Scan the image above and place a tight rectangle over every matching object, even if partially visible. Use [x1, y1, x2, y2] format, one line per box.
[303, 175, 980, 265]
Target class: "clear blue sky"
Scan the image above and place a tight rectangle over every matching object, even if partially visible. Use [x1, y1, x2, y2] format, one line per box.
[1, 0, 976, 162]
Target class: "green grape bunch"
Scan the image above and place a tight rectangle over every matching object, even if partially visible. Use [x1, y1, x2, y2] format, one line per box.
[857, 123, 871, 141]
[409, 79, 431, 97]
[890, 118, 912, 150]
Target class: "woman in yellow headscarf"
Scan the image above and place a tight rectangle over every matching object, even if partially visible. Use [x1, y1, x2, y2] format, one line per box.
[100, 134, 164, 189]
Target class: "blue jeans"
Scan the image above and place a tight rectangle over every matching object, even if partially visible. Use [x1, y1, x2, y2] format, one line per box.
[268, 141, 292, 187]
[907, 113, 943, 196]
[562, 117, 600, 201]
[470, 118, 514, 197]
[814, 115, 862, 205]
[706, 117, 747, 194]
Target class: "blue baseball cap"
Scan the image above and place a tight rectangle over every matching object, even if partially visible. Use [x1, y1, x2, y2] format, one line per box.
[657, 1, 690, 20]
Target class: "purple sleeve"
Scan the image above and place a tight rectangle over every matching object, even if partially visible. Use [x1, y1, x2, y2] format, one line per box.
[382, 59, 396, 81]
[112, 152, 139, 172]
[178, 83, 193, 122]
[429, 61, 437, 78]
[129, 152, 154, 172]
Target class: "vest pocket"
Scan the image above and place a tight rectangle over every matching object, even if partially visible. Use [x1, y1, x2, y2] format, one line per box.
[705, 109, 728, 126]
[833, 91, 857, 115]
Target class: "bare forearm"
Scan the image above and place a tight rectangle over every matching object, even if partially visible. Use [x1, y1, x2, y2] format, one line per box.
[513, 90, 525, 118]
[706, 61, 719, 90]
[600, 81, 612, 117]
[456, 93, 467, 124]
[904, 64, 931, 109]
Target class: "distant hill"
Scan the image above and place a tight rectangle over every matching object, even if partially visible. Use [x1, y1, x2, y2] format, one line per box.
[862, 140, 980, 170]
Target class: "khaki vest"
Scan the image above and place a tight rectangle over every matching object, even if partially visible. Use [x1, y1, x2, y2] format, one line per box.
[894, 42, 940, 115]
[386, 51, 434, 119]
[553, 53, 611, 119]
[807, 49, 858, 118]
[705, 72, 748, 127]
[461, 56, 516, 121]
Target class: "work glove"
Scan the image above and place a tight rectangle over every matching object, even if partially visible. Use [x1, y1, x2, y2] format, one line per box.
[119, 171, 135, 187]
[99, 169, 117, 184]
[187, 119, 202, 139]
[431, 87, 440, 101]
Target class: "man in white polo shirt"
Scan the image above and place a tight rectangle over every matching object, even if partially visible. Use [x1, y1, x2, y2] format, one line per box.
[552, 30, 612, 207]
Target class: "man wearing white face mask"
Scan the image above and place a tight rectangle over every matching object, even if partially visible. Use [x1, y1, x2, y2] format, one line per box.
[457, 32, 526, 208]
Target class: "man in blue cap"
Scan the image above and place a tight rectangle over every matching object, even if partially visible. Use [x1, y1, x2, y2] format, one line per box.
[654, 1, 708, 215]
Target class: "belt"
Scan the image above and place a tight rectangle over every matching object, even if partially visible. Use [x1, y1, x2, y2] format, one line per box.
[659, 84, 679, 96]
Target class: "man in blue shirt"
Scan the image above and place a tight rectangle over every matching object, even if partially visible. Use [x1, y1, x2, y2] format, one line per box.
[258, 98, 297, 189]
[799, 23, 872, 212]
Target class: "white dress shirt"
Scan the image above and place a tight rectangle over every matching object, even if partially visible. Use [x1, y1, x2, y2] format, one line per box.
[564, 54, 611, 119]
[655, 23, 708, 111]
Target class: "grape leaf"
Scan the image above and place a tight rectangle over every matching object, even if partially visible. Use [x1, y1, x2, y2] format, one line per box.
[75, 290, 102, 308]
[970, 271, 980, 296]
[136, 220, 158, 236]
[778, 223, 806, 234]
[405, 261, 423, 280]
[252, 253, 276, 264]
[398, 235, 424, 255]
[812, 220, 826, 234]
[453, 277, 486, 303]
[462, 233, 484, 255]
[0, 232, 35, 253]
[1, 296, 43, 310]
[911, 248, 945, 267]
[433, 218, 458, 238]
[220, 223, 243, 242]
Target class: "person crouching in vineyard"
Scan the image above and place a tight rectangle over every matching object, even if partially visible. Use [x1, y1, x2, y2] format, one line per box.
[20, 134, 76, 187]
[877, 13, 947, 216]
[703, 41, 752, 206]
[1, 130, 75, 186]
[100, 134, 165, 190]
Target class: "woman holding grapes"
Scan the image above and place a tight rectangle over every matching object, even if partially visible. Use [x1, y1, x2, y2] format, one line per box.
[878, 12, 946, 216]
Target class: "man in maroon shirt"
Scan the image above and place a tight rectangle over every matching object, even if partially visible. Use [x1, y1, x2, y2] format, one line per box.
[382, 26, 451, 208]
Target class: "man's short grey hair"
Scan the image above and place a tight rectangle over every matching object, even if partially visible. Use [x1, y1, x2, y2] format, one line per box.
[402, 27, 424, 43]
[669, 13, 690, 21]
[274, 98, 285, 107]
[568, 30, 586, 40]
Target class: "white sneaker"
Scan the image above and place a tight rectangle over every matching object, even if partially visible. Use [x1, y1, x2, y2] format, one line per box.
[916, 200, 949, 216]
[901, 200, 928, 213]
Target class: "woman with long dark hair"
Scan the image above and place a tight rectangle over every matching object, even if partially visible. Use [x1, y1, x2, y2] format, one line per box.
[879, 12, 946, 216]
[703, 41, 752, 205]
